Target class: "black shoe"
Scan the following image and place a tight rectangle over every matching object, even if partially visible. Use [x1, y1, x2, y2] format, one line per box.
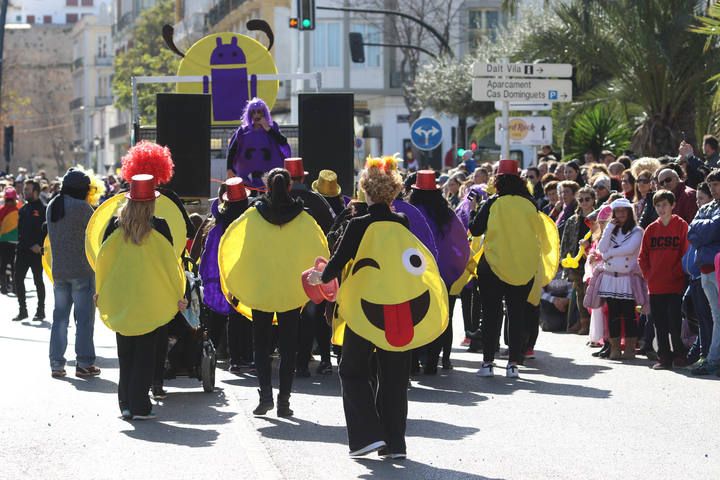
[592, 343, 610, 358]
[441, 358, 453, 370]
[295, 367, 311, 378]
[466, 329, 482, 340]
[253, 389, 274, 416]
[12, 309, 28, 321]
[423, 365, 438, 375]
[33, 308, 45, 321]
[315, 361, 332, 375]
[151, 385, 167, 400]
[277, 395, 293, 417]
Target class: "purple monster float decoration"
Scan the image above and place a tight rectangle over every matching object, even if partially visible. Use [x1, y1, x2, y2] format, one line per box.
[227, 97, 291, 189]
[203, 37, 257, 122]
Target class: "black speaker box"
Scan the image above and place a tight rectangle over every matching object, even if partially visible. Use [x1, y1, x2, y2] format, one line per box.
[156, 93, 211, 198]
[299, 93, 354, 195]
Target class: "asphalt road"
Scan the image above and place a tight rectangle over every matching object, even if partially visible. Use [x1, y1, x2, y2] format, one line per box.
[1, 276, 719, 480]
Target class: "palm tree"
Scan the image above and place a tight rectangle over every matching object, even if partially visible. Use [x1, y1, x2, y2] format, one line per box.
[518, 0, 719, 156]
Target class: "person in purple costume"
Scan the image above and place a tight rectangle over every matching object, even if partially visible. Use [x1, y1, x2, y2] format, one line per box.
[226, 98, 291, 189]
[199, 178, 254, 372]
[391, 198, 439, 261]
[408, 170, 470, 374]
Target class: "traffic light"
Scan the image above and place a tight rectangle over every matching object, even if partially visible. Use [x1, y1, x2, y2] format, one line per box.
[289, 17, 299, 29]
[349, 32, 365, 63]
[297, 0, 315, 30]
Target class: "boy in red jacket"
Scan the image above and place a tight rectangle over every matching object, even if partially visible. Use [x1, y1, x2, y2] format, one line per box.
[638, 190, 690, 369]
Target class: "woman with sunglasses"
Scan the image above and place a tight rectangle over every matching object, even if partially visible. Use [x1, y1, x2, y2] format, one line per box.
[634, 169, 654, 222]
[620, 170, 636, 201]
[560, 186, 597, 334]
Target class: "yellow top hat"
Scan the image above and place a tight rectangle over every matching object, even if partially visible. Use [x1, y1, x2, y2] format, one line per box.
[312, 169, 342, 197]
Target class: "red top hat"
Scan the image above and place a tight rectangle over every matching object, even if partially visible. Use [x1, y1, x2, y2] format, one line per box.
[496, 159, 520, 176]
[3, 187, 17, 200]
[284, 157, 309, 179]
[125, 174, 160, 201]
[412, 170, 439, 190]
[222, 177, 248, 202]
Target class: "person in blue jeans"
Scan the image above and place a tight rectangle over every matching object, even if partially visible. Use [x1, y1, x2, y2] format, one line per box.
[687, 169, 720, 375]
[46, 168, 99, 378]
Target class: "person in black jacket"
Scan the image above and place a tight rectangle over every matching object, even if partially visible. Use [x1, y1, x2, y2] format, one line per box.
[13, 179, 46, 321]
[308, 157, 411, 459]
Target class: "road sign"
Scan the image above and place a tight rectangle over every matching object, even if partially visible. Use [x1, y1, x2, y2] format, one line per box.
[494, 116, 552, 146]
[410, 117, 443, 151]
[473, 62, 572, 78]
[472, 78, 572, 102]
[494, 101, 552, 111]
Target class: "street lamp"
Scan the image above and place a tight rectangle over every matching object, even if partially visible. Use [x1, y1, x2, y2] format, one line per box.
[93, 135, 101, 171]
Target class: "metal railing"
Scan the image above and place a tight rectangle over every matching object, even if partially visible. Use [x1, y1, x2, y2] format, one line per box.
[95, 96, 113, 107]
[95, 56, 113, 67]
[109, 123, 128, 140]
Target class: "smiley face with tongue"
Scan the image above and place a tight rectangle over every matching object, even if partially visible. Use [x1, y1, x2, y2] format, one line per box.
[337, 221, 448, 352]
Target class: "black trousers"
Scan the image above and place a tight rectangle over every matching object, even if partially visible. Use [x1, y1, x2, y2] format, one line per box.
[152, 323, 169, 387]
[650, 293, 685, 362]
[477, 258, 532, 364]
[252, 308, 300, 397]
[14, 249, 44, 310]
[0, 242, 15, 290]
[461, 285, 481, 333]
[117, 328, 158, 416]
[297, 301, 331, 369]
[229, 310, 253, 364]
[524, 303, 540, 351]
[425, 295, 456, 368]
[605, 298, 638, 338]
[339, 327, 411, 454]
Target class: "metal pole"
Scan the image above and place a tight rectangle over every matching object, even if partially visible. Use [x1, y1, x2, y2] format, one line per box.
[0, 0, 8, 117]
[501, 57, 510, 160]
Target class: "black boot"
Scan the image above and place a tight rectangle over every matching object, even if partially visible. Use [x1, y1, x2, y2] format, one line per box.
[252, 389, 274, 416]
[33, 306, 45, 321]
[593, 341, 611, 358]
[277, 393, 293, 417]
[465, 329, 482, 341]
[12, 307, 28, 321]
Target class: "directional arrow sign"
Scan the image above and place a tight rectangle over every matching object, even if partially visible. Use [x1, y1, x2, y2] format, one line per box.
[495, 116, 553, 146]
[473, 78, 572, 102]
[473, 62, 572, 78]
[494, 101, 553, 111]
[410, 117, 443, 151]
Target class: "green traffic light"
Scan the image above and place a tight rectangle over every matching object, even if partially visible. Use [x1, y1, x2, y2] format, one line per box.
[302, 18, 312, 28]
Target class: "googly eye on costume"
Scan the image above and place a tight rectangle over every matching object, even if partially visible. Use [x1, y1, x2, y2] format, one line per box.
[402, 248, 426, 276]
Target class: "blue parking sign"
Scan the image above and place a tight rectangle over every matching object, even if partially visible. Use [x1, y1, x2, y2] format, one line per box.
[410, 117, 443, 151]
[548, 90, 558, 100]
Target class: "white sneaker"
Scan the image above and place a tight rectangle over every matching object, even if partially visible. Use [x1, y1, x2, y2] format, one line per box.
[476, 363, 494, 377]
[506, 364, 520, 379]
[131, 412, 157, 421]
[349, 440, 386, 458]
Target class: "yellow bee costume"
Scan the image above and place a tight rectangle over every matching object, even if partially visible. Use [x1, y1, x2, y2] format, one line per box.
[218, 206, 329, 314]
[336, 221, 448, 352]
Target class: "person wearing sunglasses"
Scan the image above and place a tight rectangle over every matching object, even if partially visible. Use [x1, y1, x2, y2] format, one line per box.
[591, 175, 612, 207]
[634, 170, 654, 222]
[655, 168, 697, 224]
[560, 186, 597, 335]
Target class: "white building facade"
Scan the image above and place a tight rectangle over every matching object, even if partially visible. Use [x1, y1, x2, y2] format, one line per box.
[7, 0, 109, 25]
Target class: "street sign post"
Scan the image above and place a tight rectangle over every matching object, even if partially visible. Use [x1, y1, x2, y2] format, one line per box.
[472, 60, 573, 162]
[494, 117, 552, 146]
[473, 62, 572, 78]
[410, 117, 443, 151]
[472, 78, 573, 102]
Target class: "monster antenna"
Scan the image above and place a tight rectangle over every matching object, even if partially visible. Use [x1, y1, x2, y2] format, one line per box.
[162, 24, 185, 58]
[246, 19, 274, 51]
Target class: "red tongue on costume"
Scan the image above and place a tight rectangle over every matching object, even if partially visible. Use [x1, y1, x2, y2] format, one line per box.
[383, 300, 414, 347]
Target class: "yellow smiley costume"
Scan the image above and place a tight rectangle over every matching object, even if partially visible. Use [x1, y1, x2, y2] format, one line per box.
[336, 222, 448, 352]
[95, 229, 186, 336]
[85, 193, 187, 269]
[483, 196, 559, 304]
[218, 206, 329, 314]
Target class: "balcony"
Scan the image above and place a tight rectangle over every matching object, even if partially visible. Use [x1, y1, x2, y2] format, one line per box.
[95, 56, 113, 67]
[95, 96, 113, 107]
[71, 57, 84, 71]
[207, 0, 247, 28]
[69, 97, 84, 110]
[109, 123, 128, 140]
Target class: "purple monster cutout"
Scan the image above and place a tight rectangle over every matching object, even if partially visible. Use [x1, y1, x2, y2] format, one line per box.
[415, 204, 470, 288]
[392, 199, 439, 261]
[455, 184, 488, 229]
[203, 36, 258, 122]
[199, 199, 233, 315]
[228, 98, 291, 189]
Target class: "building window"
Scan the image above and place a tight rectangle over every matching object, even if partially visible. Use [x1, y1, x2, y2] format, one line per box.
[97, 35, 108, 57]
[26, 15, 35, 24]
[66, 13, 79, 23]
[66, 0, 79, 6]
[350, 23, 382, 68]
[468, 8, 500, 49]
[81, 0, 94, 6]
[312, 22, 341, 68]
[43, 15, 52, 24]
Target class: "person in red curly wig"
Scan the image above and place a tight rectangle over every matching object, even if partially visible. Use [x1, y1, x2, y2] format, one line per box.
[119, 141, 196, 399]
